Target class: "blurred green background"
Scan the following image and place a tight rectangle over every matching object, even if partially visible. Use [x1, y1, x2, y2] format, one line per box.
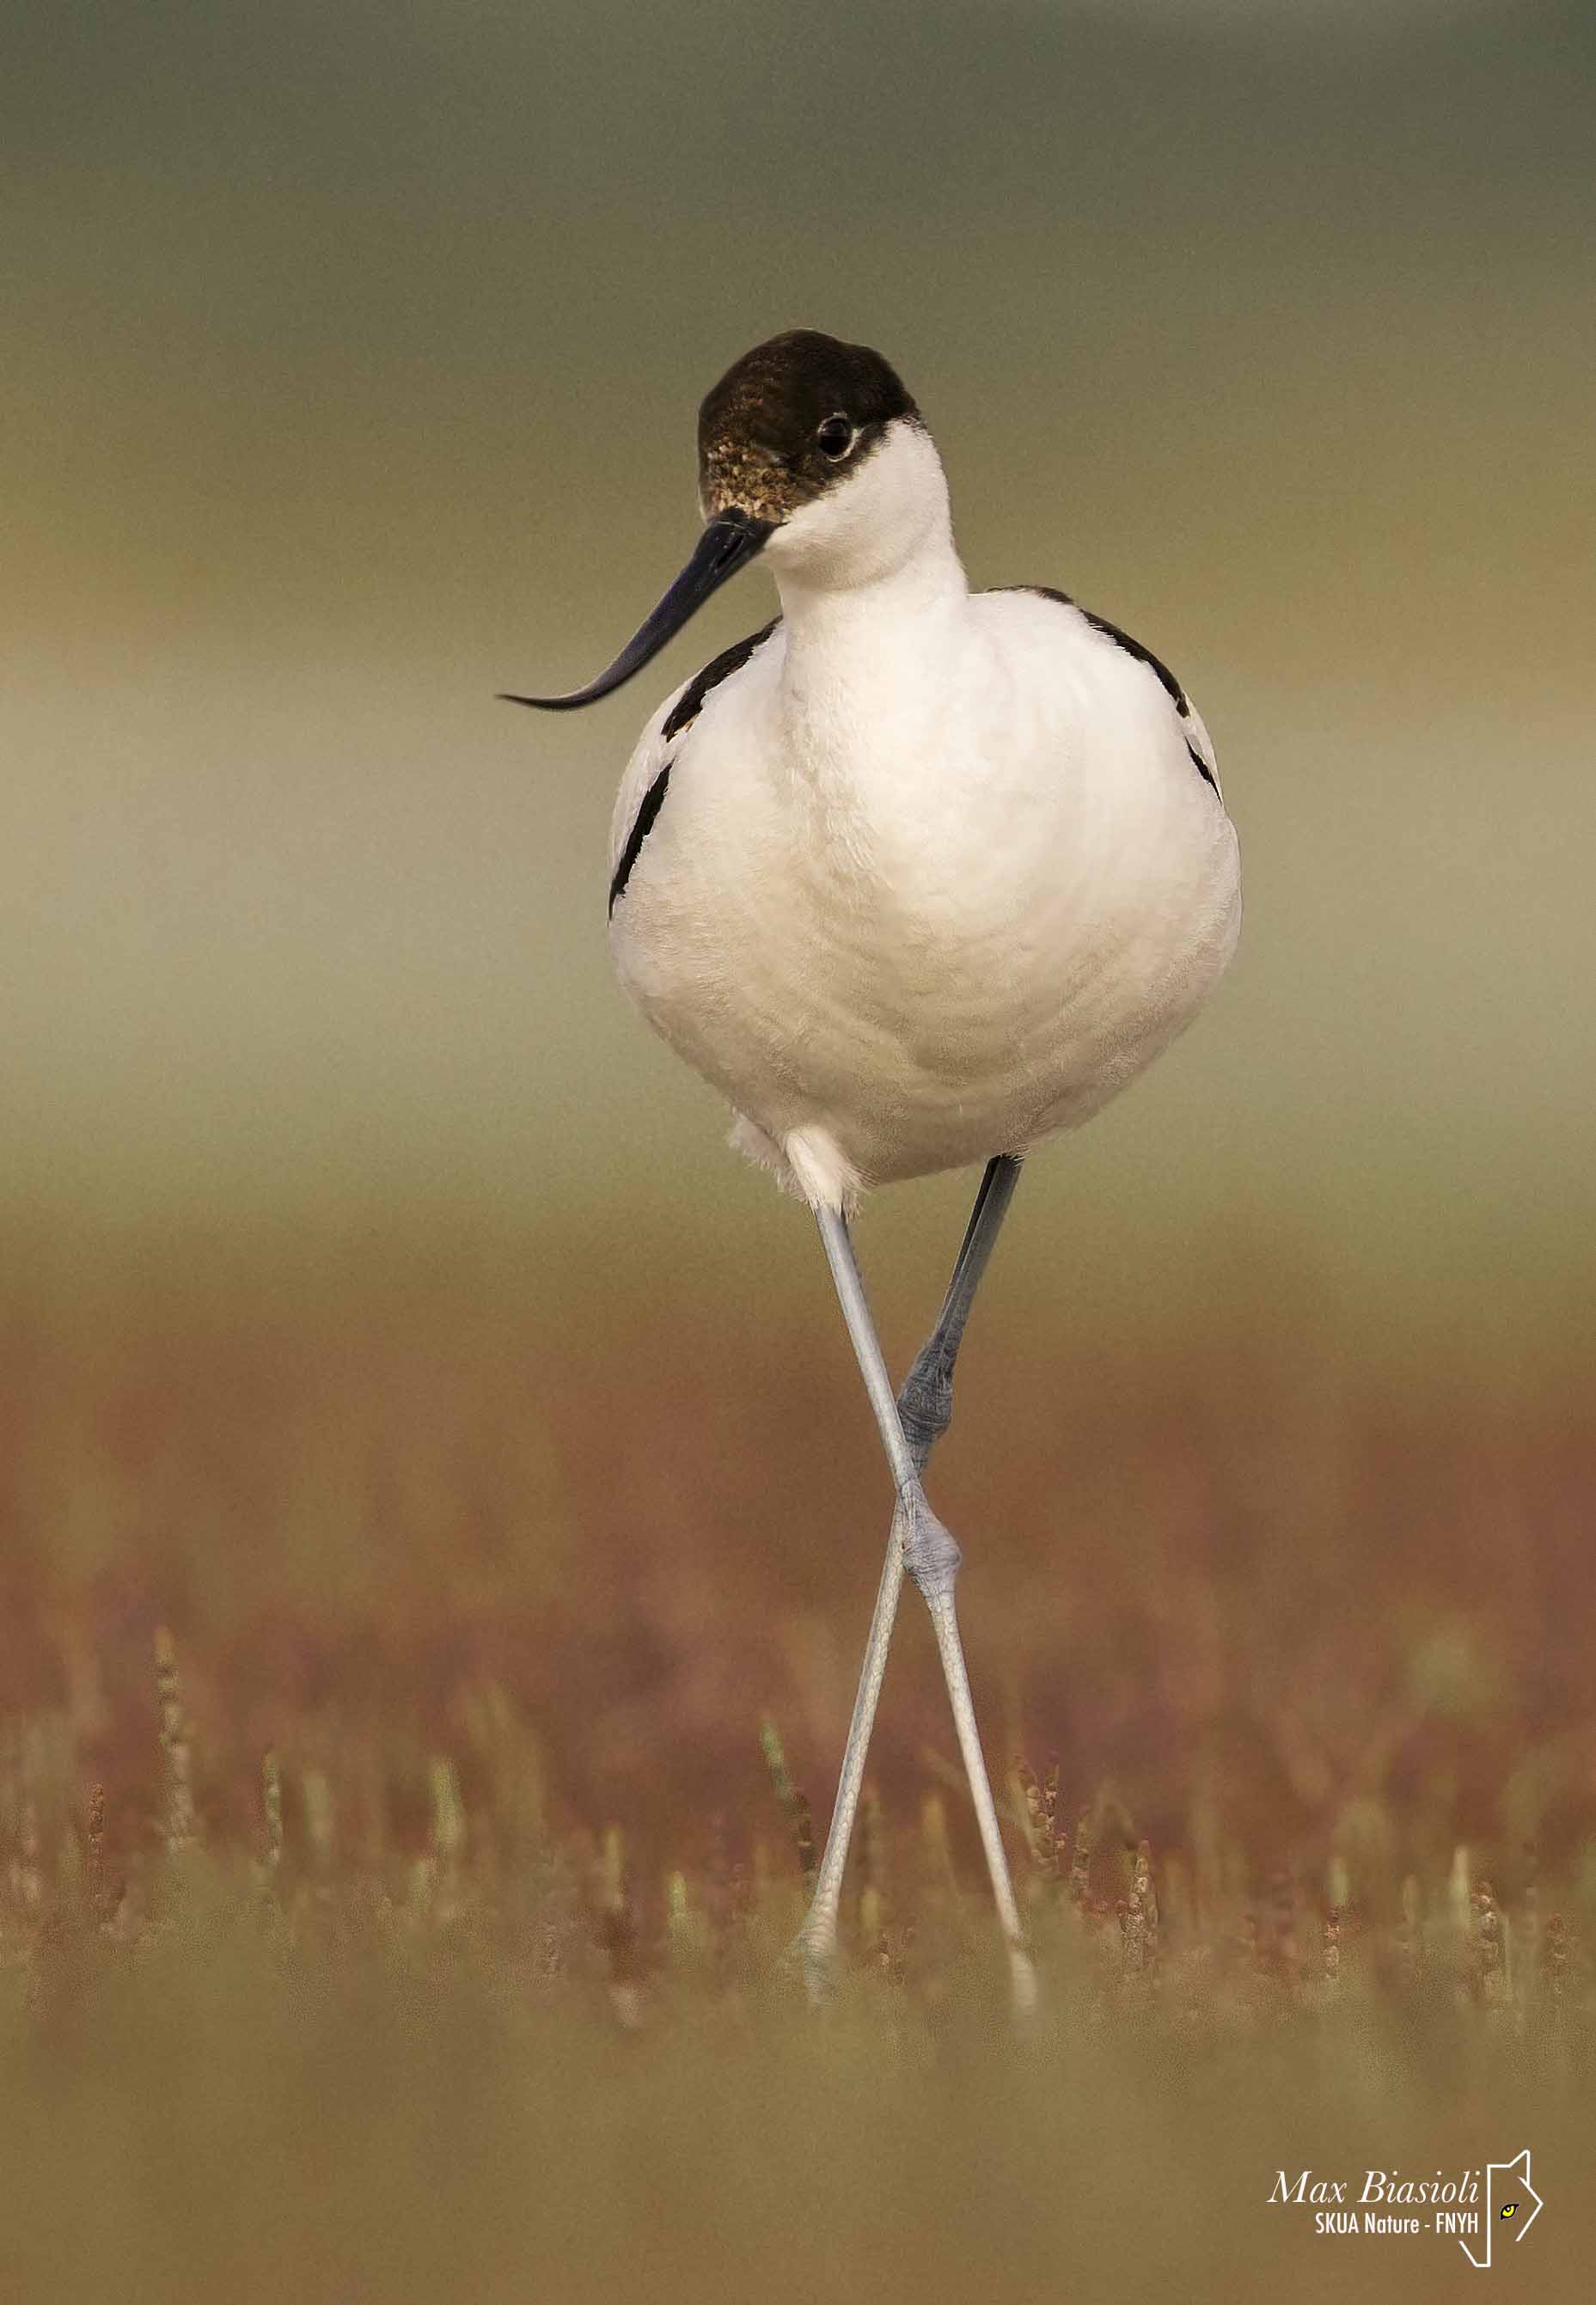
[5, 0, 1592, 1348]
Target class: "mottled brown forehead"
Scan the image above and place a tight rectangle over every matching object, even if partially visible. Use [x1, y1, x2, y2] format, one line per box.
[698, 329, 918, 520]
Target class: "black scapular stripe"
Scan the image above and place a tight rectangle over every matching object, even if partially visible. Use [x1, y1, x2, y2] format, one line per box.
[1183, 738, 1218, 791]
[1012, 585, 1217, 792]
[608, 764, 671, 916]
[661, 617, 780, 740]
[1081, 608, 1187, 713]
[611, 621, 780, 917]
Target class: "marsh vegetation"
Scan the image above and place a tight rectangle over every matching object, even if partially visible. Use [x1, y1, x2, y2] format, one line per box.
[1, 1227, 1589, 2301]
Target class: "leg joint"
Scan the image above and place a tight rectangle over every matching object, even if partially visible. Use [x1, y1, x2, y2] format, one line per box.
[898, 1493, 963, 1602]
[898, 1343, 954, 1462]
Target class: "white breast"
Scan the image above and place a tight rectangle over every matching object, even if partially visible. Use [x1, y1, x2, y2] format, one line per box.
[607, 585, 1239, 1201]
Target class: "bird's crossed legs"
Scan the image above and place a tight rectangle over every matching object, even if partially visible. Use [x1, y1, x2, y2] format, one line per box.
[790, 1153, 1036, 2018]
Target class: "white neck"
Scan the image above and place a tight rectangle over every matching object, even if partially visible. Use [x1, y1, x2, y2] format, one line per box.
[774, 525, 968, 654]
[764, 425, 970, 773]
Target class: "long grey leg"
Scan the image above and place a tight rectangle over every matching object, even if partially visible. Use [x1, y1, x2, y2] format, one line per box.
[796, 1159, 1018, 1974]
[899, 1154, 1022, 1475]
[793, 1157, 1034, 2016]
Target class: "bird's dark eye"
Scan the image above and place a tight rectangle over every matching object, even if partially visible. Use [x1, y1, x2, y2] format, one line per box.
[816, 414, 854, 460]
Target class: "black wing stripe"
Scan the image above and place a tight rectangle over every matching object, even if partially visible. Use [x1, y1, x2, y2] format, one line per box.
[1081, 610, 1187, 714]
[1184, 737, 1219, 794]
[1008, 584, 1218, 790]
[1014, 585, 1189, 712]
[661, 616, 781, 741]
[610, 619, 779, 920]
[608, 763, 671, 917]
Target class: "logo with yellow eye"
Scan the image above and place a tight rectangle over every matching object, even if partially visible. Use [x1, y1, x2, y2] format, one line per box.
[1460, 2150, 1542, 2267]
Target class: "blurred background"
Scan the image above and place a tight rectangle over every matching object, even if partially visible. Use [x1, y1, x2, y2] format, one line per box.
[3, 0, 1593, 1873]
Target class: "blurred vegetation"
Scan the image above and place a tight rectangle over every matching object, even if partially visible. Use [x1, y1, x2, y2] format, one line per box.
[3, 1784, 1591, 2304]
[3, 1221, 1592, 1877]
[2, 1224, 1593, 2296]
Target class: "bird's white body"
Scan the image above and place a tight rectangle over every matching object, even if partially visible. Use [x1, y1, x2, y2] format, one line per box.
[519, 331, 1243, 2014]
[607, 423, 1240, 1209]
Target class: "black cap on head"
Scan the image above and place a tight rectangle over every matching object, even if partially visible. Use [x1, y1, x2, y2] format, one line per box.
[500, 332, 916, 714]
[698, 330, 919, 522]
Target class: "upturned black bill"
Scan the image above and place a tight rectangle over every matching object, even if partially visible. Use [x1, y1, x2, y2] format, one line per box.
[500, 511, 773, 712]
